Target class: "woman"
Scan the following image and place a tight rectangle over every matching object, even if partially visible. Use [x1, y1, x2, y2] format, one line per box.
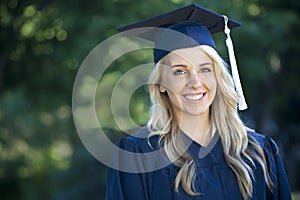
[106, 4, 291, 200]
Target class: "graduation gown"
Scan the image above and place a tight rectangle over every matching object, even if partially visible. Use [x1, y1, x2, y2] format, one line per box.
[106, 127, 292, 200]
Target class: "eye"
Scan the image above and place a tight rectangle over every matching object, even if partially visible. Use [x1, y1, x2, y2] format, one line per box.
[199, 67, 211, 73]
[173, 69, 186, 75]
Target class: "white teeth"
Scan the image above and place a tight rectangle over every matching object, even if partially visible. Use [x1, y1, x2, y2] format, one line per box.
[185, 94, 204, 101]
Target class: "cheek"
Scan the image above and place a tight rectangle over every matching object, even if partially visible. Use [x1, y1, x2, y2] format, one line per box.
[161, 76, 186, 94]
[203, 75, 217, 101]
[211, 77, 217, 91]
[203, 74, 217, 90]
[161, 78, 185, 105]
[165, 84, 182, 103]
[210, 77, 218, 98]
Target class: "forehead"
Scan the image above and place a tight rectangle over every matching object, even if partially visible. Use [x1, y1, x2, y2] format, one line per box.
[164, 46, 212, 66]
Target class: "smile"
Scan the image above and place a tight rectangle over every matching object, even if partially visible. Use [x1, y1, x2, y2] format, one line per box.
[184, 93, 205, 101]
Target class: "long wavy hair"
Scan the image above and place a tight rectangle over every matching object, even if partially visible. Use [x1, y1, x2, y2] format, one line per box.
[147, 45, 273, 200]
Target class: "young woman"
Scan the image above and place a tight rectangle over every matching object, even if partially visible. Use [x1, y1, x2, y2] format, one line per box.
[106, 4, 292, 200]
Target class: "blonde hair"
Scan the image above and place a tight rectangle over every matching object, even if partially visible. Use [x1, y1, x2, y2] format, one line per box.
[147, 45, 273, 200]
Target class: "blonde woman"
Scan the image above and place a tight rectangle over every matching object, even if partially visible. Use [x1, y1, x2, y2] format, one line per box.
[106, 4, 291, 200]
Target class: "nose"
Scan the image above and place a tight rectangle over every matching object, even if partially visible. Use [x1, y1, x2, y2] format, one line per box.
[187, 70, 203, 89]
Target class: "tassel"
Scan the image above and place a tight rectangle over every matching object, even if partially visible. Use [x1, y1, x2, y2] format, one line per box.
[223, 15, 248, 110]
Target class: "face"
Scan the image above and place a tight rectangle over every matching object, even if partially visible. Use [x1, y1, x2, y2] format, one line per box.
[159, 46, 217, 119]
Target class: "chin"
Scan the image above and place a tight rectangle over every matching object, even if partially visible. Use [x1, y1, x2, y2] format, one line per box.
[184, 108, 210, 116]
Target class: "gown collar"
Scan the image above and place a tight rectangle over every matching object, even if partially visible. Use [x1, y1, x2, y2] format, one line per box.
[181, 131, 226, 167]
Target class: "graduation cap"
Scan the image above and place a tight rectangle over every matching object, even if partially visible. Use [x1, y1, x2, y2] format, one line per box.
[118, 3, 247, 110]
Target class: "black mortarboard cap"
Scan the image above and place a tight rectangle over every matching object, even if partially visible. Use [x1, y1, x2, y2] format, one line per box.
[118, 3, 241, 64]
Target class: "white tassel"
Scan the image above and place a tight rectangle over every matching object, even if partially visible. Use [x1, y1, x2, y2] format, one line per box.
[223, 15, 248, 110]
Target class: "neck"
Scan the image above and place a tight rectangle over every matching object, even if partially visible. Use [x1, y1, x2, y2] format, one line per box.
[175, 110, 212, 146]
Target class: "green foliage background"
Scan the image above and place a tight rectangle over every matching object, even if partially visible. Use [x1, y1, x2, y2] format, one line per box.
[0, 0, 299, 199]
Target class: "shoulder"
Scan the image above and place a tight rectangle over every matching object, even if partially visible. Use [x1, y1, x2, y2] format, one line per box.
[247, 131, 279, 156]
[248, 131, 292, 198]
[114, 127, 172, 173]
[118, 126, 161, 153]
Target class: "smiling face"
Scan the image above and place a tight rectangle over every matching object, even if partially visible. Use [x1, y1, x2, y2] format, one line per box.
[159, 46, 217, 120]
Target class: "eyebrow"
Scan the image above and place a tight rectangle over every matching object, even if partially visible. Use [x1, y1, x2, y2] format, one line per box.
[170, 64, 188, 68]
[199, 62, 214, 67]
[170, 62, 213, 68]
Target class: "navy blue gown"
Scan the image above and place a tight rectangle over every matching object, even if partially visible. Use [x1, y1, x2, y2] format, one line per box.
[106, 127, 292, 200]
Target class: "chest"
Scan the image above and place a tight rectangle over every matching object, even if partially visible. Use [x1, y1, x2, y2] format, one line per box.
[149, 163, 267, 200]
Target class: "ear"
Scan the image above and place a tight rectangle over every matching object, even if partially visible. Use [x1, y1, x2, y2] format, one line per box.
[159, 85, 166, 93]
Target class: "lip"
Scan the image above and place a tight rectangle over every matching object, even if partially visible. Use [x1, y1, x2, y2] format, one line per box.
[184, 92, 207, 103]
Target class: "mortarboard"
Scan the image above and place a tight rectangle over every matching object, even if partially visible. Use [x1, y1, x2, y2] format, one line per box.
[118, 3, 248, 110]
